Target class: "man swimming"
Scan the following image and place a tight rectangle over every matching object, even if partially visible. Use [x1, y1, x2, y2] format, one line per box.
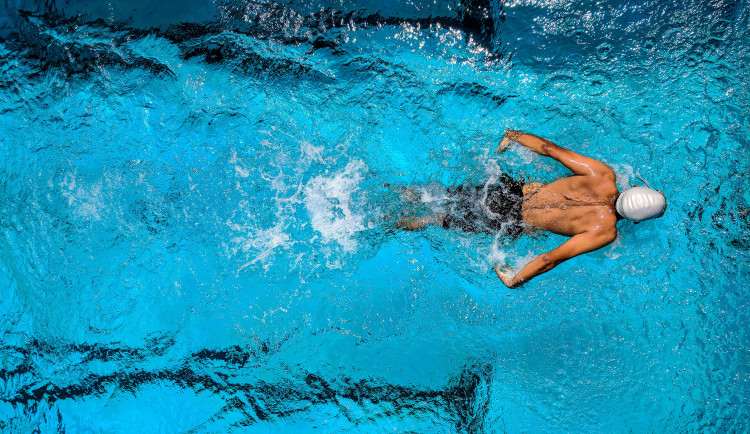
[399, 130, 667, 288]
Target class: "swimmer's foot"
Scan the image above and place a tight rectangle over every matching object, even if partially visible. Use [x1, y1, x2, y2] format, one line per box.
[383, 184, 421, 203]
[397, 215, 430, 231]
[396, 214, 444, 231]
[398, 186, 420, 203]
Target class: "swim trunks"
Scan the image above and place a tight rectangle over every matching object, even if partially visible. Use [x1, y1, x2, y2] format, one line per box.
[440, 173, 525, 237]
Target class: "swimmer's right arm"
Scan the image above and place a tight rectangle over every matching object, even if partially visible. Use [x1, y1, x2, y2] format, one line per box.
[497, 130, 614, 178]
[495, 228, 616, 288]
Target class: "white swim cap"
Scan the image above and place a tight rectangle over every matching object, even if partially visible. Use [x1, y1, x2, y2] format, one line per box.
[616, 187, 666, 221]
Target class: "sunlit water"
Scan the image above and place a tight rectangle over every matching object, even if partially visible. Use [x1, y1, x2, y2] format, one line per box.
[1, 0, 748, 432]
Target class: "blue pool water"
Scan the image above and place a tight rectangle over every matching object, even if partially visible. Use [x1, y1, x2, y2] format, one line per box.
[1, 0, 748, 432]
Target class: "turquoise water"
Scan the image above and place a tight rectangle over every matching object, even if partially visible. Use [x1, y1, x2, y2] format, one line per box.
[1, 0, 748, 432]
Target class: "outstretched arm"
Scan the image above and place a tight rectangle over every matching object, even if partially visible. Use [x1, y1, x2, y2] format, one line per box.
[494, 229, 616, 288]
[497, 130, 615, 178]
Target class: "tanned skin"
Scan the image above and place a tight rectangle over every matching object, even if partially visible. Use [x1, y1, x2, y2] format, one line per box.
[492, 130, 619, 288]
[397, 130, 622, 288]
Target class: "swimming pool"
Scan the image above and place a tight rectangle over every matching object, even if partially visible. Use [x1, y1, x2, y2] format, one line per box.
[1, 0, 748, 431]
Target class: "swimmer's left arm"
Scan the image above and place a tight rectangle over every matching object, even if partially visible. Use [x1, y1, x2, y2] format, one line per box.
[494, 230, 616, 288]
[496, 130, 615, 179]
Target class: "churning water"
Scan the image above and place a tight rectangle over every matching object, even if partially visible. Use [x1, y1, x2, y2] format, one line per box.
[1, 0, 748, 432]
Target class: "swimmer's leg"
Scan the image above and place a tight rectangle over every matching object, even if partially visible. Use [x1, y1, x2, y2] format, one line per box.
[379, 185, 423, 225]
[397, 213, 446, 231]
[382, 183, 421, 203]
[397, 186, 421, 203]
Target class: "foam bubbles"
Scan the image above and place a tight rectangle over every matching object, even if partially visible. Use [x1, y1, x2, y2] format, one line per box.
[604, 234, 623, 260]
[488, 235, 510, 266]
[301, 141, 325, 164]
[229, 150, 250, 178]
[611, 163, 635, 189]
[60, 173, 104, 221]
[229, 221, 292, 272]
[304, 159, 367, 253]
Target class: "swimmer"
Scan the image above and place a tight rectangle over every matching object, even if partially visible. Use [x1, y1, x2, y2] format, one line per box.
[398, 130, 667, 288]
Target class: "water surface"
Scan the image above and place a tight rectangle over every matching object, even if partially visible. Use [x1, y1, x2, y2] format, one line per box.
[1, 0, 748, 432]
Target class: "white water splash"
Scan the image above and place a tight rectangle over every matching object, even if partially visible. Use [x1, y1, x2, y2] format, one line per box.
[488, 232, 539, 274]
[611, 163, 635, 190]
[304, 159, 367, 253]
[604, 231, 623, 260]
[488, 233, 511, 267]
[229, 149, 250, 178]
[229, 221, 292, 272]
[226, 147, 295, 272]
[60, 173, 104, 221]
[301, 141, 325, 164]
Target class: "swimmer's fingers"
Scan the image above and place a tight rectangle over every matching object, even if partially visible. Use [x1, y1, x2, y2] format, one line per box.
[493, 265, 515, 288]
[496, 129, 522, 153]
[493, 264, 510, 277]
[495, 137, 512, 153]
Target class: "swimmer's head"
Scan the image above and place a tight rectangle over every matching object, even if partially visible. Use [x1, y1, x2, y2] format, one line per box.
[615, 186, 667, 221]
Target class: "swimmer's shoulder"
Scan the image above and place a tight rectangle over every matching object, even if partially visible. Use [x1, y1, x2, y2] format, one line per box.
[591, 211, 618, 239]
[594, 165, 617, 182]
[578, 222, 617, 247]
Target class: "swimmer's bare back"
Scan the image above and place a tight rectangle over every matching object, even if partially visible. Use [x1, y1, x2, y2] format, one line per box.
[494, 131, 619, 288]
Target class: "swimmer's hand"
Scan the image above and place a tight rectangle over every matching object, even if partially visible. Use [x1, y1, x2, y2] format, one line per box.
[495, 129, 523, 153]
[495, 137, 512, 154]
[493, 265, 521, 289]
